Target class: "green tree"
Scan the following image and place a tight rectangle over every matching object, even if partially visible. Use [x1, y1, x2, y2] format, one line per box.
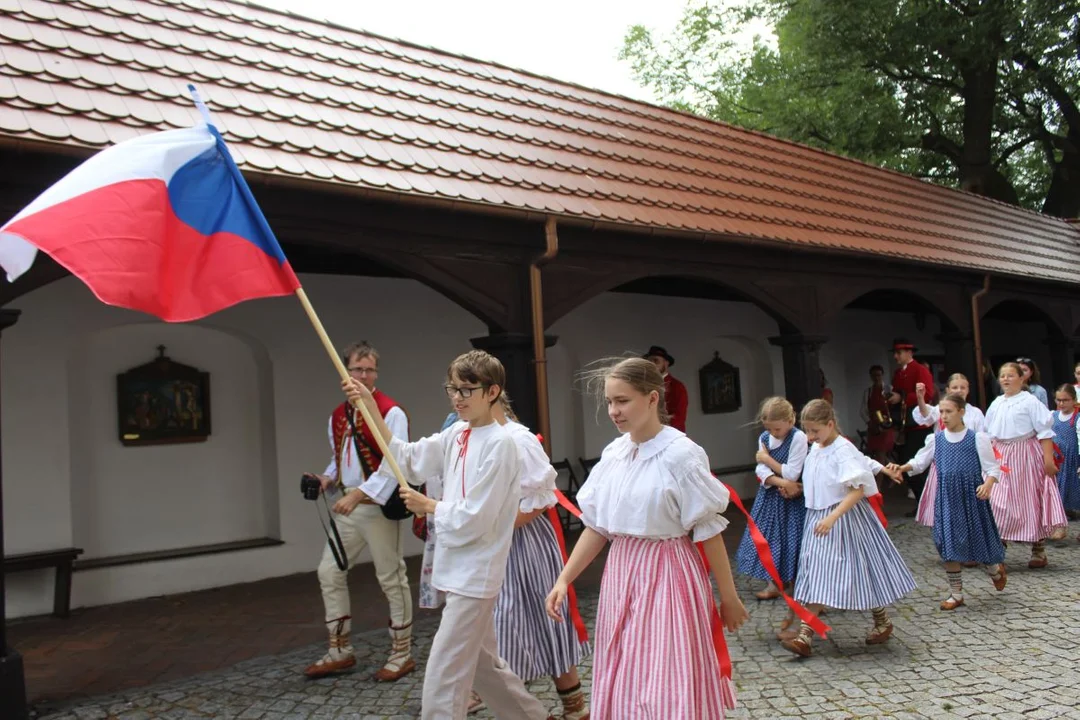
[621, 0, 1080, 216]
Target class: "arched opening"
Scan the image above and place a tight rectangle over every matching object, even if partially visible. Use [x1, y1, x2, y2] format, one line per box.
[67, 324, 278, 568]
[982, 298, 1067, 405]
[547, 273, 787, 497]
[1, 242, 493, 615]
[829, 288, 962, 441]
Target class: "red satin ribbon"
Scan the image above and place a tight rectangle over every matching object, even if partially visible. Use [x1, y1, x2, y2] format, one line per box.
[544, 502, 589, 643]
[868, 493, 888, 529]
[552, 475, 831, 680]
[992, 445, 1011, 474]
[693, 542, 733, 680]
[708, 479, 831, 638]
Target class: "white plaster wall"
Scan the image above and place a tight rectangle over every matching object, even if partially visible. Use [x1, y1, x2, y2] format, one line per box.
[4, 274, 958, 617]
[68, 324, 271, 559]
[547, 290, 781, 499]
[2, 273, 486, 617]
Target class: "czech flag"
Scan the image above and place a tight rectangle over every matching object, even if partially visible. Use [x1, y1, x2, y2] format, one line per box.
[0, 123, 300, 322]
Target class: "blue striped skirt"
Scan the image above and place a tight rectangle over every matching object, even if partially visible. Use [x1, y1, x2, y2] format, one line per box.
[494, 514, 591, 681]
[794, 500, 916, 611]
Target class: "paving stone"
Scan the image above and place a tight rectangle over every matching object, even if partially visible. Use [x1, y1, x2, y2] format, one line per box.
[28, 518, 1080, 719]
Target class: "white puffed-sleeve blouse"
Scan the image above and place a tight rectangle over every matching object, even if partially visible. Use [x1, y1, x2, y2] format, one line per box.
[576, 426, 730, 543]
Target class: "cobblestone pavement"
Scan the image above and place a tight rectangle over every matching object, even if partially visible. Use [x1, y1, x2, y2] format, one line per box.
[30, 518, 1080, 720]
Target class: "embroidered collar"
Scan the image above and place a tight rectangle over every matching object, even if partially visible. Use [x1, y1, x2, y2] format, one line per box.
[614, 425, 683, 462]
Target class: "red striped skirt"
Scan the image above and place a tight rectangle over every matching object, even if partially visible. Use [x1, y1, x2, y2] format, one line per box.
[990, 435, 1068, 542]
[592, 535, 736, 720]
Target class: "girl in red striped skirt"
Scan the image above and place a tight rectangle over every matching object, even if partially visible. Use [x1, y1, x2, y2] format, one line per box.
[546, 358, 748, 720]
[985, 362, 1069, 568]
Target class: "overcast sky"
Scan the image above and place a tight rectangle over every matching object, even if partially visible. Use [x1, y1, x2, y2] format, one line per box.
[254, 0, 692, 102]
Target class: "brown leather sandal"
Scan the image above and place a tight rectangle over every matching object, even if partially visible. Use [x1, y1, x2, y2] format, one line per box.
[781, 635, 812, 657]
[940, 595, 965, 611]
[991, 564, 1007, 591]
[865, 622, 893, 645]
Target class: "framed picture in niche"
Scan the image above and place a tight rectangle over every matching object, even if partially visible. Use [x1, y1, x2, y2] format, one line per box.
[117, 345, 211, 446]
[699, 352, 741, 414]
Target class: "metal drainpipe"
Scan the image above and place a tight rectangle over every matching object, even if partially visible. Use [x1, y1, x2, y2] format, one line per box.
[530, 217, 559, 456]
[972, 274, 991, 409]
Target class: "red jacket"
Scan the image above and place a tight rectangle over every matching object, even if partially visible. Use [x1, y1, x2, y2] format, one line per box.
[891, 360, 935, 427]
[665, 374, 689, 432]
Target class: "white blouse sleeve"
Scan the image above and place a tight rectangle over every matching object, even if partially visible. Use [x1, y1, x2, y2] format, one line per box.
[781, 430, 808, 481]
[753, 434, 772, 484]
[323, 416, 338, 480]
[515, 429, 558, 512]
[975, 432, 1000, 480]
[670, 443, 730, 542]
[912, 403, 940, 428]
[387, 424, 455, 485]
[359, 406, 411, 504]
[865, 456, 884, 475]
[907, 433, 936, 476]
[1029, 397, 1056, 440]
[575, 458, 610, 539]
[967, 406, 987, 433]
[433, 433, 519, 548]
[832, 443, 878, 495]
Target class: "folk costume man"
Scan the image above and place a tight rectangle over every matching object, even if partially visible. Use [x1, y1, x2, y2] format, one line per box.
[645, 345, 689, 432]
[304, 342, 414, 682]
[888, 338, 936, 508]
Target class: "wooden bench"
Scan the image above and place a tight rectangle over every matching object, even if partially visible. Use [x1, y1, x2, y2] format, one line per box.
[3, 547, 83, 617]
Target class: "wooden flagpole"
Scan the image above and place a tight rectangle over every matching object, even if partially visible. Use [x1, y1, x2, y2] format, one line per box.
[186, 85, 409, 492]
[293, 288, 410, 491]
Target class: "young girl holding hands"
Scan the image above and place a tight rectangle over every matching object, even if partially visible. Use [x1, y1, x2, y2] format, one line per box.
[782, 400, 916, 657]
[912, 373, 986, 527]
[546, 358, 747, 719]
[894, 393, 1007, 610]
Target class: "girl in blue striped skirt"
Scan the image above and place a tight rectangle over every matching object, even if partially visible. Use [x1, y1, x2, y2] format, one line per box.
[468, 394, 590, 719]
[735, 397, 807, 624]
[1050, 384, 1080, 518]
[782, 400, 916, 657]
[896, 393, 1007, 611]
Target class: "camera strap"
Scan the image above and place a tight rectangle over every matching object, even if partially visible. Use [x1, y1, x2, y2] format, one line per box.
[315, 491, 348, 571]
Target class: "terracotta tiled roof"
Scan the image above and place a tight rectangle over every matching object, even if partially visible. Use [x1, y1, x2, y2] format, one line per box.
[0, 0, 1077, 283]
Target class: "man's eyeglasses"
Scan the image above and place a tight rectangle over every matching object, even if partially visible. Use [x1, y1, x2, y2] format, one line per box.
[444, 384, 485, 399]
[349, 367, 378, 375]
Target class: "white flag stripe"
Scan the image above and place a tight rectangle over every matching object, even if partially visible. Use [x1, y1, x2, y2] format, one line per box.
[0, 125, 215, 232]
[0, 232, 39, 282]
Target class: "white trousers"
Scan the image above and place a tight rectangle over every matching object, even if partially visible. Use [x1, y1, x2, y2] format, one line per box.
[422, 593, 548, 720]
[317, 502, 412, 628]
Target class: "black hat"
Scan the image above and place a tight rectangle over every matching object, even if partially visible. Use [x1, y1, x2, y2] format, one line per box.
[644, 345, 675, 366]
[891, 337, 917, 353]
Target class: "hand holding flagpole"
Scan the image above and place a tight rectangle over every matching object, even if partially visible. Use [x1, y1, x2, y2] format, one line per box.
[187, 85, 410, 492]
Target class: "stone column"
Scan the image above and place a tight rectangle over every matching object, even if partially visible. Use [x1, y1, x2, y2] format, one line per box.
[1046, 335, 1078, 392]
[470, 331, 557, 433]
[0, 308, 27, 720]
[936, 330, 976, 387]
[767, 333, 827, 412]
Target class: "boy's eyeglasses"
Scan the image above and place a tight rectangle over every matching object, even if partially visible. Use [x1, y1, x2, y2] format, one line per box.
[444, 384, 486, 399]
